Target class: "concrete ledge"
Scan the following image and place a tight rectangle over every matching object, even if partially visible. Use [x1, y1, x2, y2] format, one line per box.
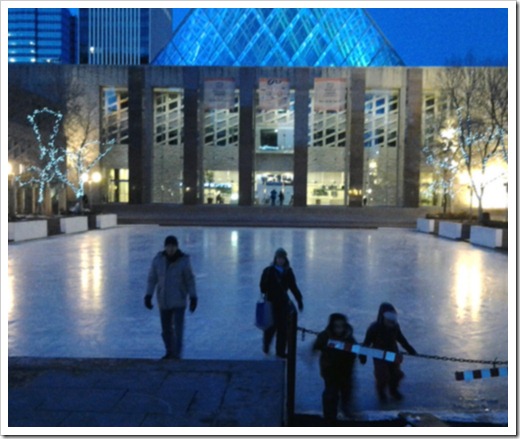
[8, 220, 48, 242]
[470, 226, 507, 249]
[60, 217, 88, 234]
[416, 218, 436, 234]
[96, 214, 118, 229]
[438, 221, 470, 240]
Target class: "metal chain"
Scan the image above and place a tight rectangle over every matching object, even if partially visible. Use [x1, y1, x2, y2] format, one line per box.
[296, 326, 507, 366]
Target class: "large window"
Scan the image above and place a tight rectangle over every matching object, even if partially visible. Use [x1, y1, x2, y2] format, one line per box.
[101, 88, 129, 144]
[107, 168, 129, 203]
[203, 91, 239, 204]
[153, 89, 184, 203]
[254, 90, 295, 204]
[363, 91, 399, 206]
[308, 90, 347, 205]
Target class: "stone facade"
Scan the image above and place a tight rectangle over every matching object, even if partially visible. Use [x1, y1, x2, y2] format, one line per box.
[8, 64, 485, 208]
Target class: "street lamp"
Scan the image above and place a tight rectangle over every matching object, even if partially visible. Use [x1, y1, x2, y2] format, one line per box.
[91, 172, 102, 183]
[440, 127, 456, 141]
[8, 162, 13, 175]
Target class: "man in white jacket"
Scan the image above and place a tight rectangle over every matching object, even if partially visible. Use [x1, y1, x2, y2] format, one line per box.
[145, 235, 197, 360]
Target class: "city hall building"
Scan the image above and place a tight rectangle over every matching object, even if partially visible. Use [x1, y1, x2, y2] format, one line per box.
[7, 8, 507, 210]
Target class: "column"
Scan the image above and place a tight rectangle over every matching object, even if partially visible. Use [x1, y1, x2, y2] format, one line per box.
[293, 68, 311, 207]
[128, 67, 153, 204]
[403, 69, 423, 207]
[183, 67, 200, 205]
[238, 68, 256, 206]
[348, 69, 366, 207]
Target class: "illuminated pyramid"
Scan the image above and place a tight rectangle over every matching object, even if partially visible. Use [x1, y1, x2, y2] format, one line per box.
[153, 8, 403, 67]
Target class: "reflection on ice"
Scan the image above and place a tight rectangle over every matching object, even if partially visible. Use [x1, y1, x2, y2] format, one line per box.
[7, 226, 507, 414]
[453, 254, 483, 322]
[78, 240, 104, 314]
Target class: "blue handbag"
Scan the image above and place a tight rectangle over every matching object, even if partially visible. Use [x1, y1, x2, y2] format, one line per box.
[255, 297, 274, 330]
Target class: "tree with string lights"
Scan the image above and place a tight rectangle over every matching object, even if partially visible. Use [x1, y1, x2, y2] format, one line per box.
[16, 108, 67, 215]
[16, 107, 114, 215]
[436, 66, 508, 221]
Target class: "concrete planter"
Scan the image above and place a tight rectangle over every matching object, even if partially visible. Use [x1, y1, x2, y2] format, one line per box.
[438, 221, 471, 240]
[60, 216, 88, 234]
[8, 220, 48, 242]
[416, 218, 437, 234]
[470, 226, 507, 249]
[96, 214, 118, 229]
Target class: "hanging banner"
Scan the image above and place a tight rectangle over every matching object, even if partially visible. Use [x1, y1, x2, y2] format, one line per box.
[204, 78, 236, 110]
[258, 78, 290, 110]
[314, 77, 347, 112]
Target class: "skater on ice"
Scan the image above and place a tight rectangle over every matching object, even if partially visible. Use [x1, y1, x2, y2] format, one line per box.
[313, 313, 359, 423]
[260, 248, 304, 358]
[144, 235, 198, 360]
[360, 302, 417, 402]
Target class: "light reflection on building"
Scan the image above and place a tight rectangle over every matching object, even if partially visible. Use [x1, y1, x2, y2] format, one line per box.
[453, 254, 483, 322]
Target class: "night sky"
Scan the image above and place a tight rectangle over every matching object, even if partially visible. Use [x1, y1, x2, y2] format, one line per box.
[70, 7, 509, 66]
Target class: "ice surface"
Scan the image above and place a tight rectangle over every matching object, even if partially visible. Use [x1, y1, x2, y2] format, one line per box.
[7, 226, 508, 416]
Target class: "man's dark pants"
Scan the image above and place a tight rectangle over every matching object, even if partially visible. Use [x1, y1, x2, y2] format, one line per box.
[160, 307, 186, 358]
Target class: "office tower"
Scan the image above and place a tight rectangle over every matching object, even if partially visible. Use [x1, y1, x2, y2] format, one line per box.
[8, 8, 76, 64]
[78, 8, 172, 65]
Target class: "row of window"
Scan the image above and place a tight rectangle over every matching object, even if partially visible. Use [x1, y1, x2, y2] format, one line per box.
[101, 88, 401, 153]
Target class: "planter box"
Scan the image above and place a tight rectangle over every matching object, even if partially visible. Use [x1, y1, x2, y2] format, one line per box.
[8, 220, 48, 242]
[470, 226, 507, 249]
[416, 218, 436, 234]
[60, 216, 88, 234]
[438, 221, 471, 240]
[96, 214, 118, 229]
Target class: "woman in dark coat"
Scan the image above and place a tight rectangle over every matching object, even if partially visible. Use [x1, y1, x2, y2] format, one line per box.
[313, 313, 359, 422]
[260, 248, 304, 358]
[361, 302, 417, 402]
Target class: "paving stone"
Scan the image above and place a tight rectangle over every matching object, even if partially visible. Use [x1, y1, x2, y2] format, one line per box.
[60, 411, 146, 427]
[38, 388, 126, 412]
[8, 358, 285, 427]
[92, 370, 168, 392]
[111, 391, 175, 415]
[8, 409, 69, 427]
[27, 370, 99, 389]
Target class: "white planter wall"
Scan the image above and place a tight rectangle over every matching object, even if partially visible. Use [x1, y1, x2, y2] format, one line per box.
[470, 226, 506, 249]
[416, 218, 436, 234]
[96, 214, 118, 229]
[438, 221, 470, 240]
[60, 217, 88, 234]
[8, 220, 48, 242]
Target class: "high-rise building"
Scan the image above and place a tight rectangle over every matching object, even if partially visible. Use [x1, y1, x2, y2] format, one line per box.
[8, 8, 76, 64]
[78, 8, 172, 65]
[153, 8, 403, 67]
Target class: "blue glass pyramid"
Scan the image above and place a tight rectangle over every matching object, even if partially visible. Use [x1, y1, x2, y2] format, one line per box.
[153, 8, 404, 67]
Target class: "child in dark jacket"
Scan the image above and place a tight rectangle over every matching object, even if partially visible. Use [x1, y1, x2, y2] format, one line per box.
[313, 313, 358, 422]
[361, 303, 417, 402]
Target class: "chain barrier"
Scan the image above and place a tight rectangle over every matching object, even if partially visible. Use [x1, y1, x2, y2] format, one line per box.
[297, 326, 508, 367]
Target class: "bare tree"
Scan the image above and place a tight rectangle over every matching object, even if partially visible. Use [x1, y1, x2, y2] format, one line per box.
[16, 108, 67, 214]
[438, 66, 508, 221]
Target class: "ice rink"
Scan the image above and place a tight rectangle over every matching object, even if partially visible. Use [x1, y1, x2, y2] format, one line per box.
[7, 225, 508, 416]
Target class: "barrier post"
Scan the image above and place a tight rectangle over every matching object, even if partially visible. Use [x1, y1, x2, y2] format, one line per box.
[286, 309, 297, 426]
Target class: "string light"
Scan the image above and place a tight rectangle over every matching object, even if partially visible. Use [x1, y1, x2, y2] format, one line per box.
[16, 107, 115, 206]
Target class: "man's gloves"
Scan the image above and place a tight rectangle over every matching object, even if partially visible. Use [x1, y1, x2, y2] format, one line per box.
[359, 355, 367, 365]
[144, 295, 153, 310]
[297, 299, 304, 312]
[189, 297, 198, 313]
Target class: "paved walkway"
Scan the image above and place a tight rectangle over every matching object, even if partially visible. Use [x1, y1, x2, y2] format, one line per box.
[8, 357, 285, 427]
